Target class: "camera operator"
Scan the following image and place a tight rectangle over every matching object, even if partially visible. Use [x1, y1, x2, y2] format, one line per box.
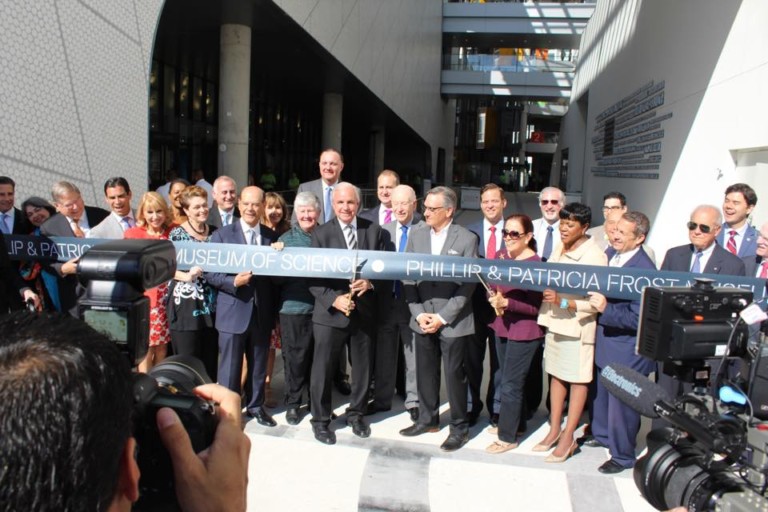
[0, 312, 250, 512]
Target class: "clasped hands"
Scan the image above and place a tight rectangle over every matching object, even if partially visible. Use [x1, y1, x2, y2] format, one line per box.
[417, 313, 444, 334]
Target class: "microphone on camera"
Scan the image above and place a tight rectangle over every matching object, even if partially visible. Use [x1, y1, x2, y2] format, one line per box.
[600, 364, 733, 455]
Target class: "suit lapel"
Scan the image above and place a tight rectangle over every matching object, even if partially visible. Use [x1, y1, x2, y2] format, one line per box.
[233, 221, 247, 244]
[441, 225, 459, 256]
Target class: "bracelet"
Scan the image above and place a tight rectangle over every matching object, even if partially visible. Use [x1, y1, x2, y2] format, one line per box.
[559, 298, 569, 309]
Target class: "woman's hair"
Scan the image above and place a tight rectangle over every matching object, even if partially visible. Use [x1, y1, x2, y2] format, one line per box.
[261, 192, 291, 235]
[169, 178, 190, 191]
[559, 202, 592, 227]
[136, 191, 172, 230]
[179, 185, 208, 210]
[21, 196, 56, 218]
[505, 213, 537, 252]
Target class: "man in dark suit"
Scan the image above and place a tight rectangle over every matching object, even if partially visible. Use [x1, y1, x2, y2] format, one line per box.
[292, 148, 344, 226]
[464, 183, 505, 425]
[367, 184, 424, 421]
[205, 186, 278, 427]
[399, 186, 478, 452]
[716, 183, 758, 259]
[208, 176, 240, 228]
[0, 176, 32, 235]
[308, 182, 384, 445]
[586, 211, 657, 474]
[40, 181, 109, 316]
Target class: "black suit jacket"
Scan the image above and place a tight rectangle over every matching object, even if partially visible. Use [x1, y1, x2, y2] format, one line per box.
[660, 243, 746, 275]
[208, 206, 240, 229]
[39, 206, 109, 315]
[5, 207, 32, 234]
[309, 217, 384, 329]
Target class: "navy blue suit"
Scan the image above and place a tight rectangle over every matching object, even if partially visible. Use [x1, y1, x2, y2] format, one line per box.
[592, 246, 656, 468]
[660, 243, 746, 275]
[717, 224, 758, 259]
[205, 222, 277, 414]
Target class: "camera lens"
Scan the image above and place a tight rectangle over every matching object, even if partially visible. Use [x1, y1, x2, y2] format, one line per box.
[147, 355, 212, 392]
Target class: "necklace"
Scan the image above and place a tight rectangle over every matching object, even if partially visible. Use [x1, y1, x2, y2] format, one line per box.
[187, 220, 207, 236]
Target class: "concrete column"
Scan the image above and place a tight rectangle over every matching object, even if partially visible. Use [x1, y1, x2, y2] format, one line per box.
[322, 93, 343, 150]
[371, 125, 385, 179]
[518, 102, 528, 163]
[218, 24, 251, 188]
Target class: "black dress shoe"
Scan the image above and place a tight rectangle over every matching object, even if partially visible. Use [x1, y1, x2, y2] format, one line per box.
[334, 380, 352, 396]
[582, 437, 606, 448]
[598, 459, 628, 474]
[364, 403, 391, 416]
[489, 413, 499, 428]
[408, 407, 419, 422]
[286, 407, 301, 425]
[399, 423, 439, 437]
[468, 411, 479, 427]
[348, 416, 371, 438]
[248, 407, 277, 427]
[440, 432, 469, 452]
[312, 425, 336, 445]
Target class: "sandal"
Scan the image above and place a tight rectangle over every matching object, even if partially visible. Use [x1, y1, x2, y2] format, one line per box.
[485, 440, 519, 454]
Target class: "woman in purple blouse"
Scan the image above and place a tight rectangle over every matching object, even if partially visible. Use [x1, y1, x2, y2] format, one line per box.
[485, 214, 544, 454]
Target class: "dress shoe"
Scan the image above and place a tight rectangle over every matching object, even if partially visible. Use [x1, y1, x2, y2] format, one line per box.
[399, 423, 439, 437]
[582, 436, 606, 448]
[489, 413, 499, 428]
[467, 411, 480, 427]
[486, 440, 518, 454]
[248, 407, 277, 427]
[545, 441, 579, 463]
[285, 407, 301, 426]
[408, 407, 419, 422]
[440, 432, 469, 452]
[598, 459, 628, 474]
[364, 403, 391, 416]
[334, 380, 352, 396]
[348, 416, 371, 438]
[531, 433, 561, 452]
[312, 425, 336, 445]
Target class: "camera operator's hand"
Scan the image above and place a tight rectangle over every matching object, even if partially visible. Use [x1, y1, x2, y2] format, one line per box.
[157, 383, 251, 512]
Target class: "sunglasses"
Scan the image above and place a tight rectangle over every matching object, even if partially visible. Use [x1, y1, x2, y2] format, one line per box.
[540, 200, 559, 206]
[687, 221, 714, 234]
[501, 229, 526, 239]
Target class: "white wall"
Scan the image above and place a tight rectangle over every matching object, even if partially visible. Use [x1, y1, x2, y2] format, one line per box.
[272, 0, 456, 182]
[558, 0, 768, 259]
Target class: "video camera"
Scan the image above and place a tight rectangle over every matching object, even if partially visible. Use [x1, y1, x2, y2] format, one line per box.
[602, 280, 768, 511]
[77, 239, 216, 508]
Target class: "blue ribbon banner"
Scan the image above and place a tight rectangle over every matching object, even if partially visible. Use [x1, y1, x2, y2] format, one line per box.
[5, 235, 765, 302]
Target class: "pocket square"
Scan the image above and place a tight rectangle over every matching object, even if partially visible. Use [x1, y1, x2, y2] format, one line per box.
[448, 249, 459, 255]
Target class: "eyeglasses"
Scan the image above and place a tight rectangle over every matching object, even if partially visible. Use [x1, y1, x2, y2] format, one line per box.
[423, 205, 446, 213]
[687, 221, 714, 234]
[602, 205, 623, 211]
[540, 199, 559, 206]
[501, 229, 525, 239]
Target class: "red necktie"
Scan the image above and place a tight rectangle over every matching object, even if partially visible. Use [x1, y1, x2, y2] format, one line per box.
[727, 230, 738, 255]
[487, 226, 497, 260]
[760, 261, 768, 279]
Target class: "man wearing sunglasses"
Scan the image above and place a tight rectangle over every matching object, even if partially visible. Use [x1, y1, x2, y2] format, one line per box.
[532, 187, 563, 261]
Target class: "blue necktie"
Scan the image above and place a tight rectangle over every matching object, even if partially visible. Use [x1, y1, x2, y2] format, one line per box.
[394, 225, 409, 297]
[324, 187, 333, 223]
[0, 213, 9, 234]
[690, 251, 703, 273]
[542, 225, 554, 261]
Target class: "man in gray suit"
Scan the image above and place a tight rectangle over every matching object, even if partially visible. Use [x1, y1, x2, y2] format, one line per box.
[367, 184, 424, 420]
[399, 186, 478, 452]
[208, 176, 239, 228]
[87, 177, 135, 239]
[291, 148, 344, 226]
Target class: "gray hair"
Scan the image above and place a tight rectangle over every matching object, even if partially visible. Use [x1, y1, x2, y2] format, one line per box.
[391, 184, 417, 202]
[294, 191, 320, 212]
[51, 181, 81, 203]
[333, 182, 361, 204]
[622, 211, 650, 238]
[692, 204, 722, 226]
[427, 186, 457, 210]
[538, 186, 563, 201]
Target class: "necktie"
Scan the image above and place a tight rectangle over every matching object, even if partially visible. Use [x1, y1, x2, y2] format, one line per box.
[486, 226, 497, 260]
[324, 187, 333, 223]
[0, 213, 9, 234]
[345, 224, 357, 250]
[247, 228, 257, 246]
[727, 230, 738, 255]
[394, 225, 409, 298]
[70, 220, 85, 238]
[121, 217, 134, 230]
[690, 251, 703, 273]
[221, 211, 229, 226]
[760, 261, 768, 279]
[610, 253, 621, 267]
[383, 209, 392, 225]
[542, 225, 554, 261]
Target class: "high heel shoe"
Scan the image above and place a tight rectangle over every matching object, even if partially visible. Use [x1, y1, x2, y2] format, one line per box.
[531, 433, 561, 452]
[544, 441, 579, 463]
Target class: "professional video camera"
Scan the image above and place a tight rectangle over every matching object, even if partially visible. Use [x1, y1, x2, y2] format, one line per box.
[602, 280, 768, 511]
[77, 239, 216, 508]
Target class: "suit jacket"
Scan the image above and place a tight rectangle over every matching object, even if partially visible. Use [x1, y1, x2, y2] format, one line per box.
[403, 223, 478, 337]
[717, 223, 758, 259]
[87, 212, 133, 239]
[377, 219, 425, 324]
[660, 243, 746, 275]
[39, 206, 109, 315]
[595, 247, 656, 374]
[466, 219, 503, 326]
[208, 206, 240, 229]
[205, 222, 277, 336]
[359, 204, 423, 226]
[309, 216, 384, 329]
[292, 179, 341, 226]
[0, 232, 29, 313]
[4, 207, 32, 235]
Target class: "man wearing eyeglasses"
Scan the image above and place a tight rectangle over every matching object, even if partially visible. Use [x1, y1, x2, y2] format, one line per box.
[399, 186, 478, 452]
[532, 187, 563, 261]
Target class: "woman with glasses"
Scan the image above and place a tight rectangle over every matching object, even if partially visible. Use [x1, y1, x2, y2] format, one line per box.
[484, 214, 544, 454]
[534, 202, 607, 462]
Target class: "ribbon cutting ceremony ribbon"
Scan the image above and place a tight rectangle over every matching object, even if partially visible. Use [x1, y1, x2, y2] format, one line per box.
[4, 235, 765, 302]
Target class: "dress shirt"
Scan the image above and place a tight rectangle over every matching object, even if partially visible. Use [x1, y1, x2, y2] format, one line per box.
[1, 208, 15, 233]
[690, 243, 716, 272]
[219, 208, 235, 226]
[611, 247, 640, 267]
[239, 219, 260, 246]
[111, 211, 135, 231]
[68, 215, 91, 236]
[378, 204, 393, 225]
[430, 222, 451, 255]
[483, 218, 504, 257]
[533, 218, 560, 259]
[723, 223, 749, 255]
